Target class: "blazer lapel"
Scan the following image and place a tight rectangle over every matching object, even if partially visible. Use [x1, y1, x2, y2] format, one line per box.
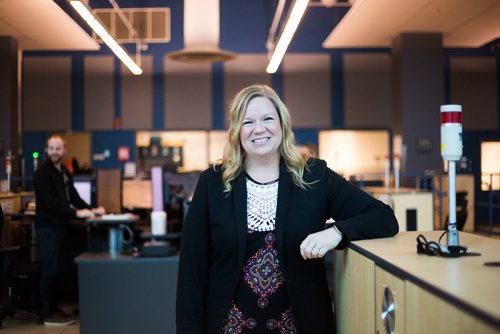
[232, 173, 248, 268]
[275, 161, 292, 275]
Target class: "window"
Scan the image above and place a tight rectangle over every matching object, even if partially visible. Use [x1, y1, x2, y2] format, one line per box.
[481, 141, 500, 191]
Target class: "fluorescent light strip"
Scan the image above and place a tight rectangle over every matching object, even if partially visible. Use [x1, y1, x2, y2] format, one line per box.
[69, 1, 143, 75]
[266, 0, 309, 74]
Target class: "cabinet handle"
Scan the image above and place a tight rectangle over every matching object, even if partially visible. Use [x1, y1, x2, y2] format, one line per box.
[381, 286, 395, 334]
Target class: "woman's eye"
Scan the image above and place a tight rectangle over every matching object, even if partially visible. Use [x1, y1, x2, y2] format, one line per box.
[243, 120, 253, 126]
[264, 117, 274, 122]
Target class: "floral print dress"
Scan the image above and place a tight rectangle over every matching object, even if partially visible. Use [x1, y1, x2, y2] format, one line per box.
[220, 175, 297, 334]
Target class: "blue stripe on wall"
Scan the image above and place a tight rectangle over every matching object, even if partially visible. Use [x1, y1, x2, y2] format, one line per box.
[331, 51, 344, 129]
[114, 58, 121, 121]
[212, 62, 224, 129]
[71, 55, 84, 130]
[271, 66, 284, 100]
[497, 56, 500, 130]
[153, 54, 164, 130]
[443, 55, 450, 104]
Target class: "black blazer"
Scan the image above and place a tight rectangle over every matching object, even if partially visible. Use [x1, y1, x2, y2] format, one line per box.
[33, 159, 90, 230]
[176, 158, 398, 333]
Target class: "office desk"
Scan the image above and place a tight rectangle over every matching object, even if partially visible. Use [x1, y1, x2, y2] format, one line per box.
[76, 253, 178, 334]
[363, 187, 434, 231]
[335, 231, 500, 334]
[0, 192, 34, 215]
[7, 212, 37, 261]
[86, 214, 139, 253]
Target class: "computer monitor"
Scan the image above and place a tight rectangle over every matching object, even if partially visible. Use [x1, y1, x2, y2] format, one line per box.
[74, 181, 92, 206]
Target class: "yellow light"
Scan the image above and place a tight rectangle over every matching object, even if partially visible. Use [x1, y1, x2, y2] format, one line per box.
[69, 0, 143, 75]
[266, 0, 309, 74]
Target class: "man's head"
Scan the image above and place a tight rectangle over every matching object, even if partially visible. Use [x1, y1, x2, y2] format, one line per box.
[46, 135, 66, 166]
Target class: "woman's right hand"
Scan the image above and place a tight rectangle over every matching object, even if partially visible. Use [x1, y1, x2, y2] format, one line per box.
[299, 227, 342, 260]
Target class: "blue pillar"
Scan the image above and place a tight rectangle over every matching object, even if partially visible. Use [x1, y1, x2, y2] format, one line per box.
[71, 54, 84, 130]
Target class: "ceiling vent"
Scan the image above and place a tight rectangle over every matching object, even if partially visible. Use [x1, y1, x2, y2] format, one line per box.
[167, 0, 235, 63]
[94, 8, 170, 43]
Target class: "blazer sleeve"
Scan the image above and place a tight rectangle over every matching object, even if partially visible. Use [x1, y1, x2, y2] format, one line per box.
[176, 172, 211, 334]
[318, 160, 399, 249]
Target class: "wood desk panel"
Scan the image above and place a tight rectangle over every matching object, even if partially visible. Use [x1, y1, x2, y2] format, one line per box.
[334, 249, 375, 334]
[335, 231, 500, 333]
[375, 266, 406, 334]
[406, 281, 498, 334]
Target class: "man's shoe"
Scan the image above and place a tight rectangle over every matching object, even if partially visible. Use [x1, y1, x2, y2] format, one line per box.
[43, 312, 77, 326]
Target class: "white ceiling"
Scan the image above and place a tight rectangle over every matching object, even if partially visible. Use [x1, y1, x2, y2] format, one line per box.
[0, 0, 98, 50]
[323, 0, 500, 48]
[0, 0, 498, 52]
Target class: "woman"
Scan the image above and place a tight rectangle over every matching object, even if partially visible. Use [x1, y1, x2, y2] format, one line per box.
[176, 84, 398, 333]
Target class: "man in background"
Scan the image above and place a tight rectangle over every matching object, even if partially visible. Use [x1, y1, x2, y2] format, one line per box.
[34, 135, 105, 326]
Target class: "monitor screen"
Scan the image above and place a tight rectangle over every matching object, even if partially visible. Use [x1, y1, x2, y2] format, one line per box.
[122, 179, 152, 209]
[74, 181, 92, 206]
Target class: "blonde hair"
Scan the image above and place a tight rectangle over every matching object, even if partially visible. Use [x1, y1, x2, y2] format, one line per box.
[221, 84, 309, 192]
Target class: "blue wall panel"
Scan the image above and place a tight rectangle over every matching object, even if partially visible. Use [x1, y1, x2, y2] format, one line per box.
[153, 55, 165, 130]
[91, 131, 136, 170]
[331, 50, 344, 129]
[212, 62, 224, 129]
[72, 55, 85, 130]
[293, 129, 319, 148]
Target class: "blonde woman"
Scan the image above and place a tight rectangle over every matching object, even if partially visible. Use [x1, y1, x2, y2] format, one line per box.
[176, 84, 398, 333]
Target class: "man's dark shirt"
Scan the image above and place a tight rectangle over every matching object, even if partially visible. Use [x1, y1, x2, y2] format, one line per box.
[33, 159, 90, 230]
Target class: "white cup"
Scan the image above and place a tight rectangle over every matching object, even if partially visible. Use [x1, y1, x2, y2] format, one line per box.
[151, 211, 167, 235]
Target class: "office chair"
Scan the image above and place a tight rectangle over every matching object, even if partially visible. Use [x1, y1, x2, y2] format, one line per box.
[0, 206, 42, 327]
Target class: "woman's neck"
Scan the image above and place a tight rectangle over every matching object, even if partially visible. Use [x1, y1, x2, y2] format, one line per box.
[245, 158, 280, 184]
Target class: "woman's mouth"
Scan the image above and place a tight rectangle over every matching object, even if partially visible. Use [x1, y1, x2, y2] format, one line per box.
[252, 137, 270, 144]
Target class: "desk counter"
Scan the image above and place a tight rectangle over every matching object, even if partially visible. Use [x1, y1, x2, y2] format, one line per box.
[76, 253, 179, 334]
[335, 231, 500, 334]
[0, 191, 34, 214]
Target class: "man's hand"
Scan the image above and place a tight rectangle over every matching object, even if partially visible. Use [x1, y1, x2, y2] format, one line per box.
[76, 208, 94, 218]
[300, 227, 342, 260]
[92, 206, 106, 216]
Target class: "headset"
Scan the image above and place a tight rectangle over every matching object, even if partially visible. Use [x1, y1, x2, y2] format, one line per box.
[416, 233, 469, 258]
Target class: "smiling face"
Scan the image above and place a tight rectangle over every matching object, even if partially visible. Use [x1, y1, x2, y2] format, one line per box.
[240, 96, 282, 164]
[46, 136, 66, 166]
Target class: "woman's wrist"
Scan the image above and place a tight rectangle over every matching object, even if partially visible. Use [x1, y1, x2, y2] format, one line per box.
[332, 224, 343, 237]
[327, 225, 343, 249]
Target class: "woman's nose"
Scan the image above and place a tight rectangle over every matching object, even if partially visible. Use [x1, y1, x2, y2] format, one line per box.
[254, 121, 265, 132]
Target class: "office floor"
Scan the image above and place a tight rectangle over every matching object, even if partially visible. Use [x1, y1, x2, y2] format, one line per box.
[1, 304, 79, 334]
[1, 316, 79, 334]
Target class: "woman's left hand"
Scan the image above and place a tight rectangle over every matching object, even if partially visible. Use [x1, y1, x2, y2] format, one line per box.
[300, 227, 342, 260]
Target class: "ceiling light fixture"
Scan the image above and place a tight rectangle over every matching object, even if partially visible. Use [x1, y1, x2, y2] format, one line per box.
[69, 0, 143, 75]
[266, 0, 310, 74]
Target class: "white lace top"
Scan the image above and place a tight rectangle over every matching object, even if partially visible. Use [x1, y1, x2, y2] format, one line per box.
[246, 176, 278, 232]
